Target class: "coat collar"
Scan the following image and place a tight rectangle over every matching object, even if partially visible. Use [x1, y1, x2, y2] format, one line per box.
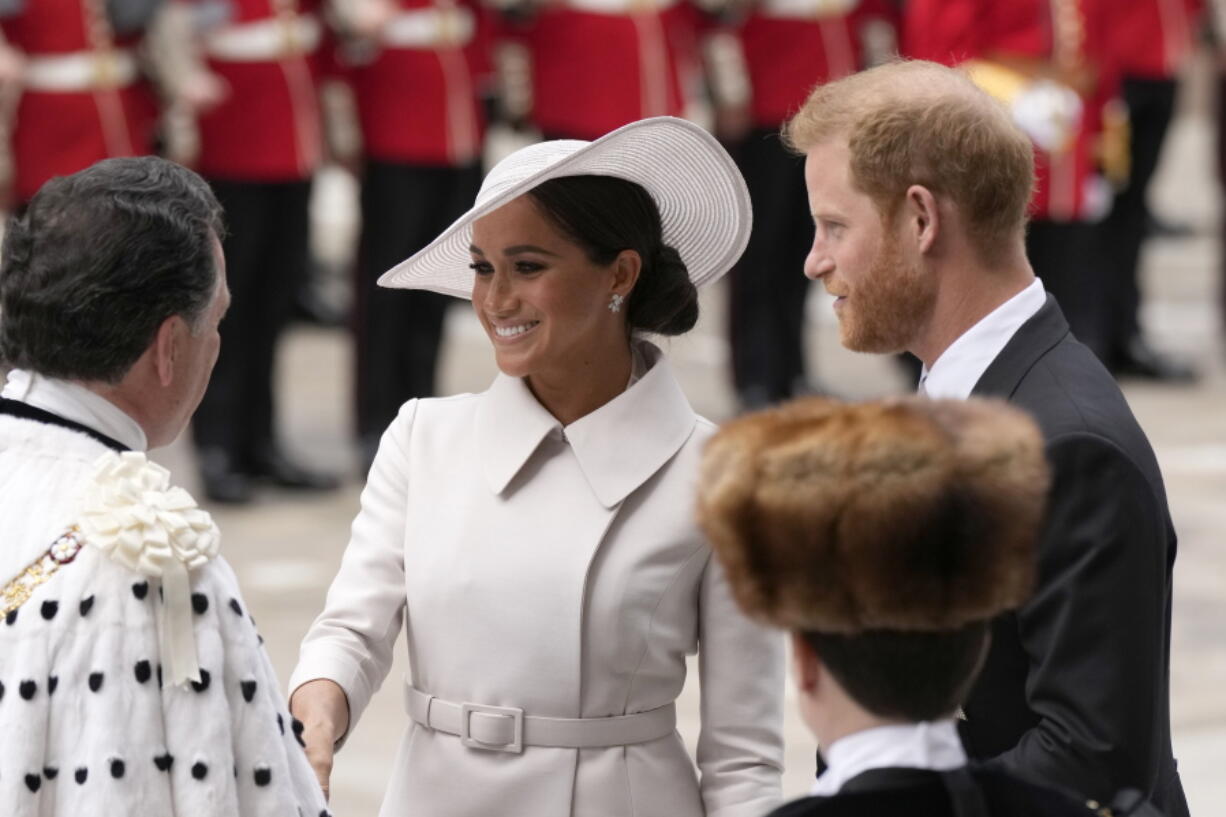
[971, 295, 1070, 399]
[476, 341, 698, 508]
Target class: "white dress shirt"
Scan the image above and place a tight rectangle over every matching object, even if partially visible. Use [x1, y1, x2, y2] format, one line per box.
[811, 720, 968, 797]
[919, 279, 1047, 399]
[2, 368, 147, 451]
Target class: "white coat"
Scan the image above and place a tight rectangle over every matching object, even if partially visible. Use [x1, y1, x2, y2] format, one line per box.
[291, 342, 785, 817]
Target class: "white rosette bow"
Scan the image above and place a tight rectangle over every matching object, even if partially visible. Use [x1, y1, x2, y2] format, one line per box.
[76, 451, 221, 687]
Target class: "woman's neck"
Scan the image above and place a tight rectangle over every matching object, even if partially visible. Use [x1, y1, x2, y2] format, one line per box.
[526, 341, 635, 426]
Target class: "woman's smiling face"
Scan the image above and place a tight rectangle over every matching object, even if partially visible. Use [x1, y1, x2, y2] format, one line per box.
[469, 195, 627, 381]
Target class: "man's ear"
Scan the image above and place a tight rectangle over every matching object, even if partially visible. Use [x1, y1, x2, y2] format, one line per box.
[152, 315, 180, 388]
[791, 631, 822, 694]
[904, 184, 941, 255]
[612, 249, 643, 296]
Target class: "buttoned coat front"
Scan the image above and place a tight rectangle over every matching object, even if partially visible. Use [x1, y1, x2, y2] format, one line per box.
[290, 343, 785, 817]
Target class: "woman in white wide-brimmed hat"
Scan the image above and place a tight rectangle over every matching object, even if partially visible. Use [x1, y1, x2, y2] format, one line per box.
[288, 117, 785, 817]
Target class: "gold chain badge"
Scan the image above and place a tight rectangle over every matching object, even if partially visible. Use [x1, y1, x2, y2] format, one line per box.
[1, 529, 85, 619]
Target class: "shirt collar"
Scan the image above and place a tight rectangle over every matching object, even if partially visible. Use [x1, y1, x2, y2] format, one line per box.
[1, 369, 149, 451]
[811, 720, 967, 797]
[476, 340, 698, 508]
[919, 278, 1047, 399]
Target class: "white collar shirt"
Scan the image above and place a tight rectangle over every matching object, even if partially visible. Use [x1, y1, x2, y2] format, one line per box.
[810, 720, 968, 797]
[2, 368, 148, 451]
[919, 279, 1047, 399]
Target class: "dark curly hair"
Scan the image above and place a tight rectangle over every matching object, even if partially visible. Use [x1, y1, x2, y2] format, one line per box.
[0, 157, 224, 384]
[528, 175, 699, 336]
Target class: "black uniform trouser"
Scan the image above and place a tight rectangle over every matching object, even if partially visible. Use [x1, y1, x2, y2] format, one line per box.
[192, 178, 311, 464]
[1026, 219, 1109, 361]
[727, 128, 814, 403]
[1100, 76, 1177, 354]
[354, 159, 482, 442]
[1216, 76, 1226, 330]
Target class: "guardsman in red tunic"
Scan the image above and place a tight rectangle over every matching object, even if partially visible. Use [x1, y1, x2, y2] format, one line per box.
[904, 0, 1121, 363]
[504, 0, 697, 140]
[188, 0, 338, 503]
[0, 0, 160, 205]
[333, 0, 488, 470]
[1099, 0, 1200, 380]
[713, 0, 894, 408]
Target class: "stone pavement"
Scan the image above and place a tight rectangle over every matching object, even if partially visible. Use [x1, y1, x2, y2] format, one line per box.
[153, 98, 1226, 817]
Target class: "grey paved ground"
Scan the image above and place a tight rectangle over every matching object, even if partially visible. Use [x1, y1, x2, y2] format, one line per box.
[153, 79, 1226, 815]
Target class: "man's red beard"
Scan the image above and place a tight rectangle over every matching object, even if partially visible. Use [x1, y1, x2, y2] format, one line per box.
[836, 229, 937, 355]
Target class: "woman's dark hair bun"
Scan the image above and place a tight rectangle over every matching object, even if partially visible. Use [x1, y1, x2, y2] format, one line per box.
[528, 175, 701, 336]
[627, 243, 698, 336]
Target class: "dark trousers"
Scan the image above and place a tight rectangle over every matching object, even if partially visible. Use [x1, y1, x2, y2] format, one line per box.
[1026, 219, 1109, 361]
[727, 128, 814, 404]
[192, 178, 311, 464]
[1217, 76, 1226, 329]
[354, 159, 481, 443]
[1100, 76, 1178, 354]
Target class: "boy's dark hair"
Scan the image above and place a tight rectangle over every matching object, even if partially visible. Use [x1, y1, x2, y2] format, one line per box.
[804, 622, 991, 722]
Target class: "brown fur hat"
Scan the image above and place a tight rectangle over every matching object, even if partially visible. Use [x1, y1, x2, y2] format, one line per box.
[696, 396, 1049, 634]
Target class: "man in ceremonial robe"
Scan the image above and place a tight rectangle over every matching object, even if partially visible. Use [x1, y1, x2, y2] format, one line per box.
[0, 156, 327, 816]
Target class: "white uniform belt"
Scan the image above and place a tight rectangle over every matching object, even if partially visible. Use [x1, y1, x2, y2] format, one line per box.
[565, 0, 679, 15]
[205, 15, 322, 61]
[23, 49, 139, 92]
[381, 7, 475, 48]
[758, 0, 858, 20]
[405, 685, 676, 753]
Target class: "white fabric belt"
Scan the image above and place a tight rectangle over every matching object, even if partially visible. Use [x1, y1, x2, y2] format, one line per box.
[23, 50, 139, 92]
[565, 0, 679, 15]
[405, 685, 676, 753]
[205, 15, 322, 61]
[381, 7, 475, 48]
[758, 0, 858, 20]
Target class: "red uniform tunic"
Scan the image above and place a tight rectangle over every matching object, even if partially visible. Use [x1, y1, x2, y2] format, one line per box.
[903, 0, 1120, 222]
[344, 0, 488, 166]
[737, 0, 892, 128]
[194, 0, 323, 181]
[1112, 0, 1200, 79]
[1, 0, 158, 202]
[514, 0, 699, 140]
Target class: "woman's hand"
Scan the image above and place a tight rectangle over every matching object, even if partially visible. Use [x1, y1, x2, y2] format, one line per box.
[289, 678, 351, 801]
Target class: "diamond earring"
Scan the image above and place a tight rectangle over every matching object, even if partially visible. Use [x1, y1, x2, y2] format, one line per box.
[609, 293, 625, 313]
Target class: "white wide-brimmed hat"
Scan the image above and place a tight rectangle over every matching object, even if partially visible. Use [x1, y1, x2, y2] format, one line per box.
[377, 117, 753, 298]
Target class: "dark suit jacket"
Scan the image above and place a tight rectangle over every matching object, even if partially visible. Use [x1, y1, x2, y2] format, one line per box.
[963, 296, 1187, 817]
[770, 765, 1094, 817]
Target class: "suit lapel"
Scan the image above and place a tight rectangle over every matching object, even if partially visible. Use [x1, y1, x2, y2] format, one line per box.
[971, 296, 1071, 399]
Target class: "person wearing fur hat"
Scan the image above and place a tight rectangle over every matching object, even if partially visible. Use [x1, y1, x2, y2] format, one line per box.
[288, 117, 785, 817]
[697, 396, 1131, 817]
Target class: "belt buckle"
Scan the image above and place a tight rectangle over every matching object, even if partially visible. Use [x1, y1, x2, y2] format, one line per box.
[281, 17, 301, 56]
[436, 9, 456, 47]
[459, 702, 524, 753]
[93, 51, 119, 89]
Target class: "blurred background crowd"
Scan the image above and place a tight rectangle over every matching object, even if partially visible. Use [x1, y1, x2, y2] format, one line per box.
[0, 0, 1220, 502]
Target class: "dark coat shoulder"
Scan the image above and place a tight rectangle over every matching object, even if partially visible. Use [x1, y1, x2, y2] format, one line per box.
[764, 767, 1092, 817]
